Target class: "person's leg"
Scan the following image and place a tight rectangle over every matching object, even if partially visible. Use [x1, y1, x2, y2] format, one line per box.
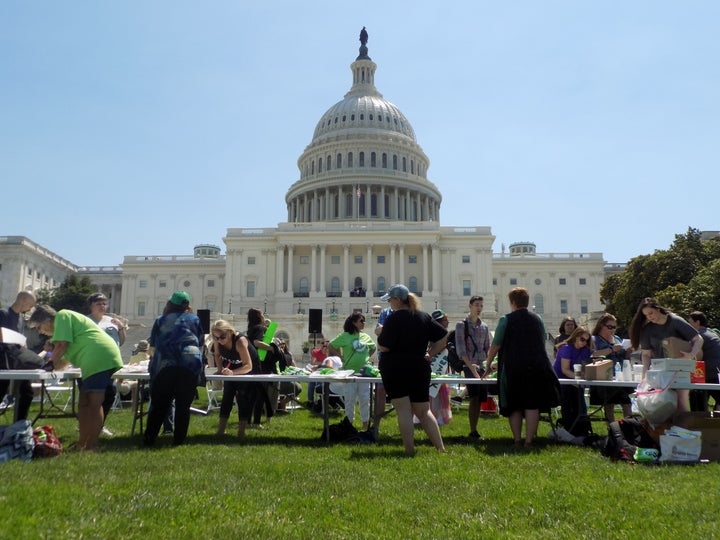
[307, 381, 317, 405]
[468, 395, 480, 435]
[144, 369, 173, 446]
[677, 389, 690, 413]
[603, 403, 616, 423]
[621, 403, 632, 417]
[411, 401, 445, 452]
[358, 382, 371, 431]
[172, 368, 197, 445]
[101, 382, 117, 423]
[509, 410, 523, 443]
[372, 384, 387, 435]
[343, 382, 358, 424]
[524, 409, 540, 445]
[217, 381, 236, 435]
[78, 390, 105, 451]
[14, 380, 34, 421]
[392, 396, 416, 455]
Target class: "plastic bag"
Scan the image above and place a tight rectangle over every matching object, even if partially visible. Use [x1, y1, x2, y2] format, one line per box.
[32, 425, 62, 458]
[635, 377, 678, 426]
[659, 426, 702, 462]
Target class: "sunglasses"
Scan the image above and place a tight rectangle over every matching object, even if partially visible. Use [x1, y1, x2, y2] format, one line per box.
[605, 324, 617, 330]
[213, 333, 228, 341]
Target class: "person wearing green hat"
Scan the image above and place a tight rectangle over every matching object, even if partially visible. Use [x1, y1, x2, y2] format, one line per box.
[145, 291, 204, 446]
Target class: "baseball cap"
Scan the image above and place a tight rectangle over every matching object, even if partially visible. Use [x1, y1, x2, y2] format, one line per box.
[169, 291, 191, 306]
[431, 309, 446, 321]
[136, 340, 150, 351]
[380, 284, 409, 302]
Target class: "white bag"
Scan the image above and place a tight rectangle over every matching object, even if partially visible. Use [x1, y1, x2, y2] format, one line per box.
[659, 426, 702, 462]
[635, 377, 678, 426]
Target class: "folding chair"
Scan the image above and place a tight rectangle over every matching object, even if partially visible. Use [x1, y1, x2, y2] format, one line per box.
[206, 379, 223, 412]
[45, 379, 74, 412]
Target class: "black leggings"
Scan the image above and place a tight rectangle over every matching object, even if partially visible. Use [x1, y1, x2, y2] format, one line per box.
[145, 367, 197, 446]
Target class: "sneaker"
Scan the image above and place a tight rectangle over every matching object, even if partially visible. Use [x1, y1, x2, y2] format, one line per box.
[468, 431, 483, 440]
[101, 427, 114, 437]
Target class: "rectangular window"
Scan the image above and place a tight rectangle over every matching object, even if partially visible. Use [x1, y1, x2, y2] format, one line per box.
[462, 255, 470, 263]
[207, 279, 215, 288]
[560, 299, 568, 314]
[377, 255, 385, 263]
[247, 256, 256, 265]
[158, 280, 166, 288]
[510, 278, 517, 285]
[580, 299, 589, 314]
[559, 278, 567, 285]
[331, 255, 340, 264]
[300, 256, 309, 264]
[139, 280, 147, 288]
[354, 256, 363, 264]
[246, 281, 255, 297]
[463, 280, 471, 296]
[579, 278, 587, 285]
[408, 255, 417, 264]
[492, 278, 497, 286]
[137, 302, 146, 317]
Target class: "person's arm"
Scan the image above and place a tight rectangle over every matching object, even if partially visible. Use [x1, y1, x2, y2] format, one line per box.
[111, 318, 127, 346]
[212, 341, 223, 372]
[427, 333, 448, 358]
[485, 344, 500, 376]
[374, 324, 383, 337]
[48, 341, 71, 370]
[683, 334, 704, 359]
[641, 349, 652, 376]
[560, 357, 574, 379]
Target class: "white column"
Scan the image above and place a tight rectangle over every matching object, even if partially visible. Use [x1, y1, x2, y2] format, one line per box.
[366, 244, 373, 294]
[343, 244, 350, 295]
[431, 243, 440, 293]
[313, 191, 319, 221]
[310, 244, 317, 293]
[225, 249, 235, 304]
[422, 244, 429, 294]
[276, 245, 284, 293]
[398, 244, 405, 284]
[338, 186, 344, 218]
[287, 245, 294, 295]
[393, 188, 399, 219]
[380, 186, 385, 219]
[390, 244, 396, 285]
[319, 244, 327, 293]
[325, 187, 330, 220]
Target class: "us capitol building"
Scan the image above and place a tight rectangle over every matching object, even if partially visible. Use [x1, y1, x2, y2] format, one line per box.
[0, 30, 611, 349]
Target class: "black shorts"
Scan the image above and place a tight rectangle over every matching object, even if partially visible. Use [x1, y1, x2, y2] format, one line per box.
[380, 360, 431, 403]
[462, 366, 489, 400]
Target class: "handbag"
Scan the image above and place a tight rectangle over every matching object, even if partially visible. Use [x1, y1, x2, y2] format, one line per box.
[32, 425, 63, 458]
[635, 374, 678, 426]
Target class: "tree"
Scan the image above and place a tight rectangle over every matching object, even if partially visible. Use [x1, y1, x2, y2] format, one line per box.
[601, 228, 720, 328]
[40, 275, 98, 313]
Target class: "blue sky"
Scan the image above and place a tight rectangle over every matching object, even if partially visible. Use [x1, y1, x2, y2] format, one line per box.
[2, 1, 718, 267]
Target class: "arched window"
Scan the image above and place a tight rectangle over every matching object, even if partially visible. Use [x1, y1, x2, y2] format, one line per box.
[331, 277, 340, 294]
[370, 193, 378, 216]
[348, 152, 353, 167]
[359, 152, 365, 167]
[371, 152, 377, 167]
[411, 160, 415, 174]
[318, 157, 322, 173]
[408, 276, 418, 293]
[354, 276, 363, 288]
[327, 155, 332, 170]
[382, 153, 387, 168]
[299, 277, 309, 294]
[311, 161, 315, 174]
[392, 155, 398, 170]
[402, 157, 407, 172]
[359, 194, 366, 217]
[377, 277, 386, 294]
[533, 294, 544, 314]
[336, 153, 342, 169]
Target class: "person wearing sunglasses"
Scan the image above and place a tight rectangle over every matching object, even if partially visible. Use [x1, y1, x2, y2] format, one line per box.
[590, 313, 633, 421]
[553, 327, 594, 437]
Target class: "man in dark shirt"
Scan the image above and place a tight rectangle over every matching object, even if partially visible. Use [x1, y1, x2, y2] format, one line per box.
[0, 291, 37, 420]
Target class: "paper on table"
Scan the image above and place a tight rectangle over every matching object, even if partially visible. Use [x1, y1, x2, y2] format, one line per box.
[621, 339, 631, 349]
[0, 327, 27, 346]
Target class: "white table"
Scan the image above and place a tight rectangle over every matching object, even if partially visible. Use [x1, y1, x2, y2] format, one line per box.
[0, 369, 81, 424]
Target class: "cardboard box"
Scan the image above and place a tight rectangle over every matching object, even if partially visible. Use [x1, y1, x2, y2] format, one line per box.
[691, 361, 705, 384]
[662, 337, 691, 358]
[645, 369, 691, 388]
[651, 358, 695, 372]
[584, 359, 613, 380]
[672, 412, 720, 462]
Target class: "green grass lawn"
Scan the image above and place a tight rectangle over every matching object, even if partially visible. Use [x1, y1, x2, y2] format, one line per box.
[2, 390, 719, 539]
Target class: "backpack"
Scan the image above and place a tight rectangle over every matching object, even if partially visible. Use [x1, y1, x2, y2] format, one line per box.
[602, 417, 659, 462]
[446, 319, 474, 373]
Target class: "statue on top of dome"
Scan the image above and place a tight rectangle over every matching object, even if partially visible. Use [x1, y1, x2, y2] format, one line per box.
[359, 27, 368, 46]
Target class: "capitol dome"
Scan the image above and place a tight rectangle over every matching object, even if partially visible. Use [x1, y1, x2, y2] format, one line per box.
[285, 29, 442, 223]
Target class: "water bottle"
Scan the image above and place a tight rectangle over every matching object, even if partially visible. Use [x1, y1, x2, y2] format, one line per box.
[622, 360, 632, 383]
[615, 362, 622, 381]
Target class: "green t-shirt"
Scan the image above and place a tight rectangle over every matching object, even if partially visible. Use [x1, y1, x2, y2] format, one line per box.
[51, 310, 123, 379]
[330, 331, 376, 373]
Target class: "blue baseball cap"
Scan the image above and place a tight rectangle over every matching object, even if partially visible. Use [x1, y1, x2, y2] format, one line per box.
[381, 284, 409, 301]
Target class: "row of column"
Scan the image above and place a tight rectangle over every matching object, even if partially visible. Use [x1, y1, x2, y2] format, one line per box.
[289, 185, 439, 223]
[275, 243, 440, 295]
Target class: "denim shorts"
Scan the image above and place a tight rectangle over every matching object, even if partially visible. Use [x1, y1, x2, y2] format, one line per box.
[80, 368, 117, 392]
